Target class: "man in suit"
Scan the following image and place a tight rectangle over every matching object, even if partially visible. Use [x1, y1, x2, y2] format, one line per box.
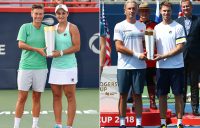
[176, 0, 200, 116]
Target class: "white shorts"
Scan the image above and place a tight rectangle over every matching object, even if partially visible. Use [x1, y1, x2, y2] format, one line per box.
[17, 69, 48, 92]
[48, 67, 78, 85]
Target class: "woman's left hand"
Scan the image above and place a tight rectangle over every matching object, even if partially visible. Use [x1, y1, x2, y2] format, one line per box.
[52, 50, 61, 58]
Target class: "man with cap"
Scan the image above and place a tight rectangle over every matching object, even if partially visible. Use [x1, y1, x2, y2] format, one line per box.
[48, 4, 80, 128]
[140, 1, 158, 110]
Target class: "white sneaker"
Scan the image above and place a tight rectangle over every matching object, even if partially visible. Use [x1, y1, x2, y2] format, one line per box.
[32, 126, 39, 128]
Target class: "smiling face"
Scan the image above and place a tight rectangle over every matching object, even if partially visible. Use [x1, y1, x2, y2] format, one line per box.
[160, 4, 172, 22]
[181, 0, 192, 17]
[56, 9, 68, 23]
[31, 8, 44, 23]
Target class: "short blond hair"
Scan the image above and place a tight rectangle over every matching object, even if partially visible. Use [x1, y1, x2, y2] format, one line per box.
[124, 0, 138, 10]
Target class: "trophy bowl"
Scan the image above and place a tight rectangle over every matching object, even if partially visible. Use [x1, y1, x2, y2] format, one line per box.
[144, 30, 155, 60]
[44, 26, 55, 56]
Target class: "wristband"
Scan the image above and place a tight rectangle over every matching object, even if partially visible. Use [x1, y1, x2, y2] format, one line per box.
[133, 52, 140, 59]
[60, 50, 63, 56]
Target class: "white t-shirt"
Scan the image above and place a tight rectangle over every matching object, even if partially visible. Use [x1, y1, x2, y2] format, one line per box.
[154, 21, 186, 68]
[114, 20, 146, 69]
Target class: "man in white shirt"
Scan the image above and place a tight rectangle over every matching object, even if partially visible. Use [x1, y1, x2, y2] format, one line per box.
[114, 0, 147, 127]
[154, 1, 186, 128]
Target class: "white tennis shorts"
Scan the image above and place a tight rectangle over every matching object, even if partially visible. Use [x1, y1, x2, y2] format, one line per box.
[48, 67, 78, 85]
[17, 69, 48, 92]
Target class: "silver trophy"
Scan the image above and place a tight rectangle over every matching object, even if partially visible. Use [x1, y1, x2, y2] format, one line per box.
[44, 26, 55, 56]
[145, 30, 155, 60]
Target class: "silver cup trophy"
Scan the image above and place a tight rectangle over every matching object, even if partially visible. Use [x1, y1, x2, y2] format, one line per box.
[144, 30, 155, 60]
[44, 26, 55, 56]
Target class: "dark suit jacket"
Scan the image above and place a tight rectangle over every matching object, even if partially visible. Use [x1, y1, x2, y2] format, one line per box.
[176, 16, 200, 65]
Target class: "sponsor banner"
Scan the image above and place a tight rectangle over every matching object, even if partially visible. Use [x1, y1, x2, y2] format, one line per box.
[100, 113, 136, 127]
[100, 66, 119, 112]
[100, 110, 172, 126]
[0, 12, 99, 88]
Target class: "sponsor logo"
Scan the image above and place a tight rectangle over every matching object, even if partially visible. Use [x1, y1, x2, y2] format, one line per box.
[0, 44, 6, 55]
[42, 14, 58, 26]
[89, 33, 99, 54]
[100, 115, 135, 124]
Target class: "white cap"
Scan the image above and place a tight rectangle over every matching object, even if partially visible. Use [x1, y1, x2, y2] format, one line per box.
[55, 4, 68, 13]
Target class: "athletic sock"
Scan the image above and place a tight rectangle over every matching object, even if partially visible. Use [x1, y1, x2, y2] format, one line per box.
[66, 126, 72, 128]
[119, 116, 125, 126]
[56, 124, 62, 128]
[161, 118, 166, 125]
[32, 117, 39, 127]
[177, 118, 182, 126]
[14, 117, 21, 128]
[136, 117, 142, 126]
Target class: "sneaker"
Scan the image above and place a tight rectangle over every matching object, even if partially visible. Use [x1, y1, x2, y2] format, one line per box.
[32, 126, 39, 128]
[119, 125, 126, 128]
[160, 124, 167, 128]
[136, 125, 143, 128]
[177, 124, 184, 128]
[54, 124, 62, 128]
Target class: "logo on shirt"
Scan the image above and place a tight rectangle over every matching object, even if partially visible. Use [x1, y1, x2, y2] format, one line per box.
[169, 30, 172, 34]
[71, 78, 74, 82]
[123, 30, 132, 32]
[64, 33, 67, 36]
[140, 29, 144, 33]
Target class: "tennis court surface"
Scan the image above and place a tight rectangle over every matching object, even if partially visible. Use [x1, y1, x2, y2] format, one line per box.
[0, 89, 99, 128]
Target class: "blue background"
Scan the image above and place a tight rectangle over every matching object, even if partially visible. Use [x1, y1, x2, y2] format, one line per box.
[0, 12, 99, 89]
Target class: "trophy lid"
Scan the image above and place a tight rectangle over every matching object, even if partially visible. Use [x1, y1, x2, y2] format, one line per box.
[44, 26, 55, 31]
[145, 30, 153, 35]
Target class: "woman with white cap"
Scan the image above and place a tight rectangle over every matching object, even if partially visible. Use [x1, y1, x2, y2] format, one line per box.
[48, 4, 80, 128]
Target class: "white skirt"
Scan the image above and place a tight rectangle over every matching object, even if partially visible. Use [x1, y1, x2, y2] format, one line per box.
[48, 67, 78, 85]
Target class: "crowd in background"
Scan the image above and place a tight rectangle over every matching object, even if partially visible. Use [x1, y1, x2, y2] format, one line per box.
[0, 0, 98, 7]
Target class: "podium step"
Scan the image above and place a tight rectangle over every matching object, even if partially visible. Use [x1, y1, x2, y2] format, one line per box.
[170, 113, 200, 126]
[100, 108, 172, 127]
[100, 108, 200, 127]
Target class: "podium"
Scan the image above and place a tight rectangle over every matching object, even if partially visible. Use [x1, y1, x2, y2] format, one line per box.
[100, 66, 200, 127]
[170, 113, 200, 126]
[100, 108, 172, 127]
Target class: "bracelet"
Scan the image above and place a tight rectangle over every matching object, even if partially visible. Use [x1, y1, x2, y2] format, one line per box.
[60, 50, 63, 56]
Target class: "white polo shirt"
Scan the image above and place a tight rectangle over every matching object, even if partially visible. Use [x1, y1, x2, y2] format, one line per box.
[114, 20, 146, 69]
[154, 21, 186, 68]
